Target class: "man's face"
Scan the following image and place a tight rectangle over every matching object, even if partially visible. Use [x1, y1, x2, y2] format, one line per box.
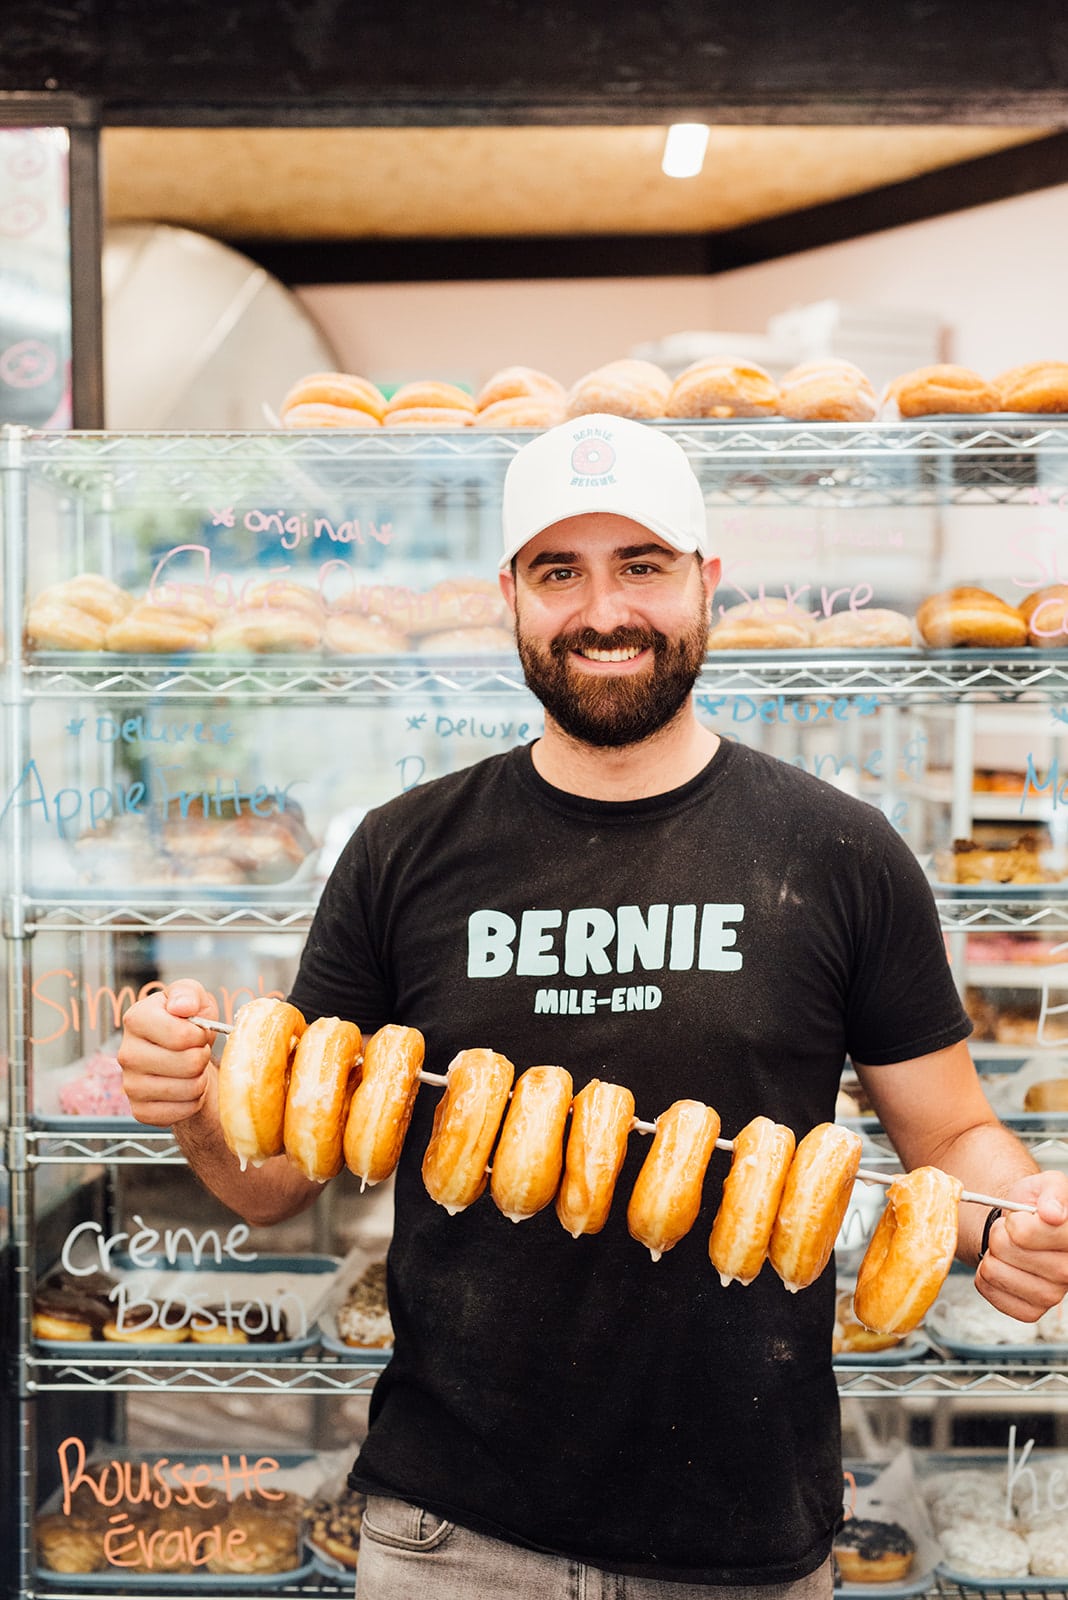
[500, 513, 719, 748]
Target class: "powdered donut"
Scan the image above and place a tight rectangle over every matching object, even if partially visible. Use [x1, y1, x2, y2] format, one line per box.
[473, 397, 566, 429]
[667, 358, 780, 419]
[809, 608, 914, 648]
[323, 613, 409, 654]
[779, 359, 878, 423]
[565, 358, 671, 420]
[281, 402, 382, 429]
[708, 598, 813, 650]
[383, 406, 474, 429]
[475, 365, 566, 410]
[280, 370, 388, 422]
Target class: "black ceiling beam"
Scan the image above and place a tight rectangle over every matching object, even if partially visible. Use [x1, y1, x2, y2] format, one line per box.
[227, 129, 1068, 285]
[3, 1, 1068, 125]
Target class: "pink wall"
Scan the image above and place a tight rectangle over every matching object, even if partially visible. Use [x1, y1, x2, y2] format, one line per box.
[297, 181, 1068, 389]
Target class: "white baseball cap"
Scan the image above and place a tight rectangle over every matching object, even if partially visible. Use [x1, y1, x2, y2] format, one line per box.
[499, 412, 710, 570]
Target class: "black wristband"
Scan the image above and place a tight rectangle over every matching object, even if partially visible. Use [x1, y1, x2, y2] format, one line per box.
[978, 1205, 1004, 1261]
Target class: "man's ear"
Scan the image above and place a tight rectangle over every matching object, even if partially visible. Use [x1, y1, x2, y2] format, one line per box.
[499, 566, 517, 616]
[700, 556, 721, 608]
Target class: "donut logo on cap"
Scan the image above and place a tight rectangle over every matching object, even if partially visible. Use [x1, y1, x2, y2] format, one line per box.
[570, 430, 617, 486]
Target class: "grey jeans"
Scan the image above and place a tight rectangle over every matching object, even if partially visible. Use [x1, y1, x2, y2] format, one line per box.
[355, 1495, 834, 1600]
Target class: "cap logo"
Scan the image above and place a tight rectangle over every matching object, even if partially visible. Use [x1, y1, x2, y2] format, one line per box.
[570, 433, 617, 485]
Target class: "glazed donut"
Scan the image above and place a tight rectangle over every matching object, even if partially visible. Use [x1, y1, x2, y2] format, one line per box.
[809, 608, 914, 648]
[884, 363, 1000, 418]
[915, 586, 1028, 648]
[383, 405, 474, 428]
[832, 1519, 915, 1583]
[778, 360, 878, 423]
[213, 607, 322, 653]
[407, 577, 508, 636]
[189, 1303, 288, 1345]
[565, 358, 671, 421]
[343, 1023, 425, 1187]
[852, 1164, 962, 1335]
[490, 1064, 574, 1221]
[667, 358, 780, 420]
[281, 402, 382, 429]
[767, 1122, 863, 1292]
[415, 625, 515, 654]
[708, 1115, 796, 1287]
[475, 365, 566, 410]
[833, 1291, 905, 1353]
[556, 1078, 636, 1238]
[36, 573, 133, 625]
[473, 397, 567, 430]
[421, 1047, 515, 1214]
[218, 997, 307, 1171]
[323, 612, 409, 654]
[283, 1016, 363, 1183]
[995, 360, 1068, 413]
[707, 598, 813, 651]
[1019, 584, 1068, 647]
[280, 370, 388, 422]
[25, 601, 108, 651]
[626, 1099, 721, 1261]
[104, 604, 214, 653]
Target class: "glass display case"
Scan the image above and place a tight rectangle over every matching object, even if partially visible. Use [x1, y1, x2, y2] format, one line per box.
[5, 417, 1068, 1597]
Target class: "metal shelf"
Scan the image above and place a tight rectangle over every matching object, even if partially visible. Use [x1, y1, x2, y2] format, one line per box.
[21, 1347, 1068, 1399]
[26, 1352, 382, 1394]
[26, 1129, 182, 1164]
[17, 418, 1068, 506]
[24, 899, 316, 933]
[20, 649, 1068, 703]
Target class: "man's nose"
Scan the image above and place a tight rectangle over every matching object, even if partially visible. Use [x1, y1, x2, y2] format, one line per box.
[577, 575, 632, 634]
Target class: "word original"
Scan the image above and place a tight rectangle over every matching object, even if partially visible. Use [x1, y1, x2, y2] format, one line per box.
[698, 694, 881, 726]
[468, 904, 745, 979]
[106, 1283, 307, 1339]
[31, 968, 284, 1045]
[0, 759, 301, 839]
[210, 507, 393, 550]
[80, 715, 232, 747]
[406, 712, 537, 741]
[61, 1217, 255, 1275]
[58, 1436, 283, 1516]
[534, 985, 662, 1015]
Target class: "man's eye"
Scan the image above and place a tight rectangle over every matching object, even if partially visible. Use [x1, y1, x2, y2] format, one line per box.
[626, 563, 658, 576]
[545, 567, 577, 582]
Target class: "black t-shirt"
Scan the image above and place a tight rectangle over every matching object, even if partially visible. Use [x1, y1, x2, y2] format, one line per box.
[289, 739, 970, 1584]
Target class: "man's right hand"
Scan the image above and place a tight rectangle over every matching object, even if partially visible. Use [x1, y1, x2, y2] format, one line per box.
[118, 980, 220, 1127]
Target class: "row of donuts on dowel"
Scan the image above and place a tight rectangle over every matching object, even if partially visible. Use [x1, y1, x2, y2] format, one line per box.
[200, 999, 963, 1336]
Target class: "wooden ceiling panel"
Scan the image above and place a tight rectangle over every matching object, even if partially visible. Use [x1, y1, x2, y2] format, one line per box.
[102, 125, 1051, 240]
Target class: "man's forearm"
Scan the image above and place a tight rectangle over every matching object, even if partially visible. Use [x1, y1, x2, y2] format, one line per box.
[936, 1119, 1041, 1264]
[173, 1096, 322, 1227]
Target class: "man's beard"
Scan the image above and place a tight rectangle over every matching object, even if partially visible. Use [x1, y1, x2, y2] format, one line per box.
[515, 608, 709, 749]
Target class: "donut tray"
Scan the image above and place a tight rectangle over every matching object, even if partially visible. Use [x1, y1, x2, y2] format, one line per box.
[33, 1452, 324, 1590]
[32, 1254, 340, 1361]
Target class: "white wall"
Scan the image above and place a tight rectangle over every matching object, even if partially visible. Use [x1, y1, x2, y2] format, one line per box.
[297, 181, 1068, 390]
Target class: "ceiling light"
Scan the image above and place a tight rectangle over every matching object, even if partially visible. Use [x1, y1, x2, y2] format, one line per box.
[661, 124, 710, 179]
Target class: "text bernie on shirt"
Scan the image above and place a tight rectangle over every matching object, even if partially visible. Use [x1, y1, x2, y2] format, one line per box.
[467, 904, 744, 978]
